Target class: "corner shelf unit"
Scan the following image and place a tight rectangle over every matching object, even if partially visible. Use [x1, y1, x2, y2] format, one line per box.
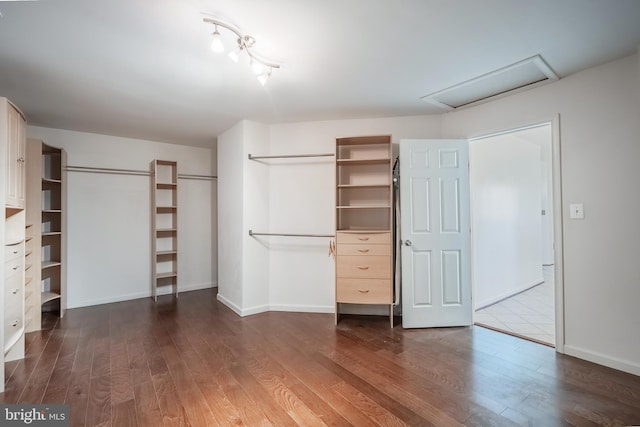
[151, 160, 178, 301]
[25, 139, 67, 329]
[335, 135, 394, 327]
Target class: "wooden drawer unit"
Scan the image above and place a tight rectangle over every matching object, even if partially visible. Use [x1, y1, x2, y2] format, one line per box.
[336, 279, 392, 304]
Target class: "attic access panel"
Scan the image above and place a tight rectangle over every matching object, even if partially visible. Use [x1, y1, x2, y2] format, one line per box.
[421, 55, 558, 111]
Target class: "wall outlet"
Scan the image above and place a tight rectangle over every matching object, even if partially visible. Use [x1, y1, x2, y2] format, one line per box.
[569, 203, 584, 219]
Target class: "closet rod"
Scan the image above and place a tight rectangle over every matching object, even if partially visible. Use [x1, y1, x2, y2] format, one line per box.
[249, 230, 334, 238]
[248, 153, 334, 160]
[66, 166, 217, 180]
[66, 165, 150, 176]
[178, 173, 217, 181]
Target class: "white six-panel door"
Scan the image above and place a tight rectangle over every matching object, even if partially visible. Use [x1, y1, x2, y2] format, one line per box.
[400, 139, 472, 328]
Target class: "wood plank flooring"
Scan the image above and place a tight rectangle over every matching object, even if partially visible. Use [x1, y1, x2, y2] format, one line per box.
[3, 288, 640, 426]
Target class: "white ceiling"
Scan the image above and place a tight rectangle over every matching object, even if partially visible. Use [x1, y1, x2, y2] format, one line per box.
[1, 0, 639, 147]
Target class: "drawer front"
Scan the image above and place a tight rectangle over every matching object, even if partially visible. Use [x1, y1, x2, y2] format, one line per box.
[336, 232, 390, 245]
[5, 259, 24, 277]
[337, 244, 391, 256]
[4, 271, 23, 302]
[336, 279, 392, 304]
[4, 242, 24, 264]
[336, 255, 390, 278]
[4, 316, 23, 345]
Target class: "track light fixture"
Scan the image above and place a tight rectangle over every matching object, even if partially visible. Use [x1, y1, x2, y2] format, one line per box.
[202, 14, 280, 85]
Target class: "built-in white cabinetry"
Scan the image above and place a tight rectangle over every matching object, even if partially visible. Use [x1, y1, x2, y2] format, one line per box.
[25, 139, 66, 328]
[1, 97, 27, 370]
[335, 135, 394, 326]
[151, 160, 178, 300]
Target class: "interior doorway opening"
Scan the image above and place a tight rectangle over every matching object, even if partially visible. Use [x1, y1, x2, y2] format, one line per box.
[469, 123, 557, 347]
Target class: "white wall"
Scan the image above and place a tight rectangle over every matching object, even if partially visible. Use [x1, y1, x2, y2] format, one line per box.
[27, 126, 216, 308]
[442, 53, 640, 375]
[216, 122, 245, 311]
[242, 121, 270, 314]
[470, 133, 543, 309]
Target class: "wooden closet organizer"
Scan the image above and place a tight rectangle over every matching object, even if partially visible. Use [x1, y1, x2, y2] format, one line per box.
[335, 135, 394, 327]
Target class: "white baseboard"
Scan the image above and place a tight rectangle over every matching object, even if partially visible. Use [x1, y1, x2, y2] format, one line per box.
[68, 282, 217, 309]
[475, 278, 544, 310]
[216, 296, 333, 317]
[269, 304, 334, 314]
[216, 293, 243, 316]
[564, 345, 640, 377]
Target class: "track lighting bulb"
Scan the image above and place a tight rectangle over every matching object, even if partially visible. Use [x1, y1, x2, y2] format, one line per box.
[228, 44, 241, 63]
[210, 27, 224, 53]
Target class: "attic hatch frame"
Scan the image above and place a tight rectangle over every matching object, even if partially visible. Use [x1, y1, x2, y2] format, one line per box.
[421, 55, 559, 111]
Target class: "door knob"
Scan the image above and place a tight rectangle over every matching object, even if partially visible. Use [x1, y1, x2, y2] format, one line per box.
[404, 240, 412, 246]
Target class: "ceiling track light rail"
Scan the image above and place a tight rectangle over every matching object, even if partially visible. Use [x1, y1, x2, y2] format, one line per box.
[202, 14, 280, 85]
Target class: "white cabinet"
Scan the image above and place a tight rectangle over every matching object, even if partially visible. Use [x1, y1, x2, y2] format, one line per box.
[2, 98, 26, 208]
[1, 98, 27, 369]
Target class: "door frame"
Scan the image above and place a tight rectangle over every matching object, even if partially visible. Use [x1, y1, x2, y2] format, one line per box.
[468, 115, 565, 353]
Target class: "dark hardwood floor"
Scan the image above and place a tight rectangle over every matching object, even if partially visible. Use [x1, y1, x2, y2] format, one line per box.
[2, 288, 640, 426]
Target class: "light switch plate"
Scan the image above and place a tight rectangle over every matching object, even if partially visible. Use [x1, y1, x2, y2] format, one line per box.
[569, 203, 584, 219]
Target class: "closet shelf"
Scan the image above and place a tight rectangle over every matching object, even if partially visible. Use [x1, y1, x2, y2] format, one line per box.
[41, 261, 62, 270]
[336, 158, 390, 165]
[42, 232, 62, 236]
[156, 183, 177, 189]
[336, 205, 391, 209]
[156, 272, 177, 279]
[42, 177, 62, 184]
[338, 184, 390, 189]
[41, 291, 61, 305]
[156, 250, 177, 256]
[156, 228, 177, 233]
[42, 209, 62, 213]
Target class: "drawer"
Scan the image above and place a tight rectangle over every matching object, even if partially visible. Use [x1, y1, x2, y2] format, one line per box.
[5, 258, 24, 277]
[4, 271, 23, 302]
[4, 316, 23, 347]
[337, 244, 391, 256]
[336, 278, 392, 304]
[336, 232, 390, 245]
[336, 255, 391, 278]
[4, 242, 24, 263]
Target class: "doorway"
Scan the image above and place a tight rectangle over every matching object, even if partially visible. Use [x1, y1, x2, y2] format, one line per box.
[469, 123, 558, 346]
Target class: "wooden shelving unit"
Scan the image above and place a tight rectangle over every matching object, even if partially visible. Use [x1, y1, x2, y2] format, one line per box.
[335, 135, 394, 327]
[25, 139, 66, 329]
[151, 160, 178, 301]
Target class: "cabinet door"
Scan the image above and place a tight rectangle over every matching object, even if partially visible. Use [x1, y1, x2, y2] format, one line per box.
[6, 105, 26, 208]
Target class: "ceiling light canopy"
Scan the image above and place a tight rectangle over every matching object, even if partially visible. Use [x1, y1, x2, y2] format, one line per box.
[202, 14, 280, 86]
